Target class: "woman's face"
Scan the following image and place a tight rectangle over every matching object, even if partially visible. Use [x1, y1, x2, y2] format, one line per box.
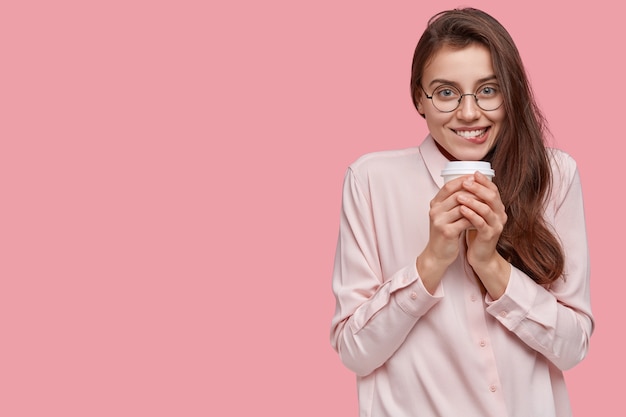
[417, 43, 506, 161]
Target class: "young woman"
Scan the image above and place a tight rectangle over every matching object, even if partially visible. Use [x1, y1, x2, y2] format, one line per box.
[330, 8, 593, 417]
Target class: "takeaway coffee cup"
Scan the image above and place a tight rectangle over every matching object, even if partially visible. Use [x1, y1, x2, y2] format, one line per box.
[441, 161, 495, 237]
[441, 161, 494, 183]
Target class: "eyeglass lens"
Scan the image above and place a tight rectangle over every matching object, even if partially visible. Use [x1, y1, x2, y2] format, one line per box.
[430, 85, 502, 112]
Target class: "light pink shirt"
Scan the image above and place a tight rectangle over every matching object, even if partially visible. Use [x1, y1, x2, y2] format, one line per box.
[330, 135, 593, 417]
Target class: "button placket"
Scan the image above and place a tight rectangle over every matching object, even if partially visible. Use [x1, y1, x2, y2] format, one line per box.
[461, 246, 505, 412]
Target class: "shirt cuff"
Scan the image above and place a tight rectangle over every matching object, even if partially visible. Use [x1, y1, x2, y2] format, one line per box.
[392, 263, 444, 318]
[485, 265, 538, 330]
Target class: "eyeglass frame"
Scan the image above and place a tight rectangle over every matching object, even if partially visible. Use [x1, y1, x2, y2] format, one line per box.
[419, 84, 504, 113]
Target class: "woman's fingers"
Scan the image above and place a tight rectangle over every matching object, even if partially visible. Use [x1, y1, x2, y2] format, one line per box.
[460, 173, 507, 227]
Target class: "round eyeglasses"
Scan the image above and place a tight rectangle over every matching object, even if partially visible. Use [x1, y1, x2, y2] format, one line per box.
[421, 84, 504, 112]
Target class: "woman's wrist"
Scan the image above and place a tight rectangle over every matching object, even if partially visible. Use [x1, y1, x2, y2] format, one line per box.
[472, 255, 511, 299]
[416, 250, 449, 294]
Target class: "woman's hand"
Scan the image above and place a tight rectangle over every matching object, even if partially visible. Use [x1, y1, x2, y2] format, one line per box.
[457, 171, 511, 298]
[416, 176, 474, 293]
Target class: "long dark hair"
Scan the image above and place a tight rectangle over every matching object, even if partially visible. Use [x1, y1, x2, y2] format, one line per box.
[410, 8, 564, 285]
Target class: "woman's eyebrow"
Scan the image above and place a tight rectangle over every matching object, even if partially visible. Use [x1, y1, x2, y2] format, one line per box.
[427, 75, 498, 88]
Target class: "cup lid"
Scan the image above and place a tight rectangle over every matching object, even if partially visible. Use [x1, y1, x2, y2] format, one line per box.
[441, 161, 494, 177]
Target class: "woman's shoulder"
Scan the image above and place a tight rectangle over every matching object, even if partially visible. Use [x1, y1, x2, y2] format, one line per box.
[546, 148, 581, 203]
[349, 147, 422, 175]
[547, 147, 578, 181]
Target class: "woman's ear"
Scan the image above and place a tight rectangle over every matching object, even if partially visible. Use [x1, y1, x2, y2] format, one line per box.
[416, 98, 426, 118]
[415, 90, 426, 118]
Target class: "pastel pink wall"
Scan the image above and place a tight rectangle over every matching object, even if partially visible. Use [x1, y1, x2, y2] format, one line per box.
[1, 1, 619, 415]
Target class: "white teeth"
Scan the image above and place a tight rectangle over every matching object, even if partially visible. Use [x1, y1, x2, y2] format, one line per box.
[455, 129, 485, 138]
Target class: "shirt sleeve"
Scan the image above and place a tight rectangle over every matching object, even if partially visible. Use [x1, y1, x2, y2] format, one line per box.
[329, 167, 443, 377]
[485, 162, 594, 371]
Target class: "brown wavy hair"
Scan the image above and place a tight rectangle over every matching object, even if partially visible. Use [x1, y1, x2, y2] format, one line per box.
[410, 8, 564, 285]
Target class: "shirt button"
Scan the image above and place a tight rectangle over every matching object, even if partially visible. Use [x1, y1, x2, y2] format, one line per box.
[470, 294, 477, 302]
[489, 385, 497, 392]
[500, 311, 508, 318]
[410, 291, 418, 300]
[479, 340, 486, 347]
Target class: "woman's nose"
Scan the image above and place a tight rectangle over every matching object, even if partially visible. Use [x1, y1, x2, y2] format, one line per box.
[456, 94, 480, 120]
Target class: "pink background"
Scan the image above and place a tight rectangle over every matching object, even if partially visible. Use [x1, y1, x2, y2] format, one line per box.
[1, 1, 620, 415]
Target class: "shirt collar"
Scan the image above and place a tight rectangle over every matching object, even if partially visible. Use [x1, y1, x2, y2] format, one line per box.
[419, 134, 450, 189]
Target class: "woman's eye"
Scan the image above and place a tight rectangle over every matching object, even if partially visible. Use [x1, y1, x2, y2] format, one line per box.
[479, 86, 498, 96]
[436, 88, 457, 99]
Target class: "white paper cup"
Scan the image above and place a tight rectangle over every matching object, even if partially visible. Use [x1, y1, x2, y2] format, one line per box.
[441, 161, 494, 183]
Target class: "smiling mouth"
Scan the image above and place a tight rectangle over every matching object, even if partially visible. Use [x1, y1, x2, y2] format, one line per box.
[453, 128, 488, 139]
